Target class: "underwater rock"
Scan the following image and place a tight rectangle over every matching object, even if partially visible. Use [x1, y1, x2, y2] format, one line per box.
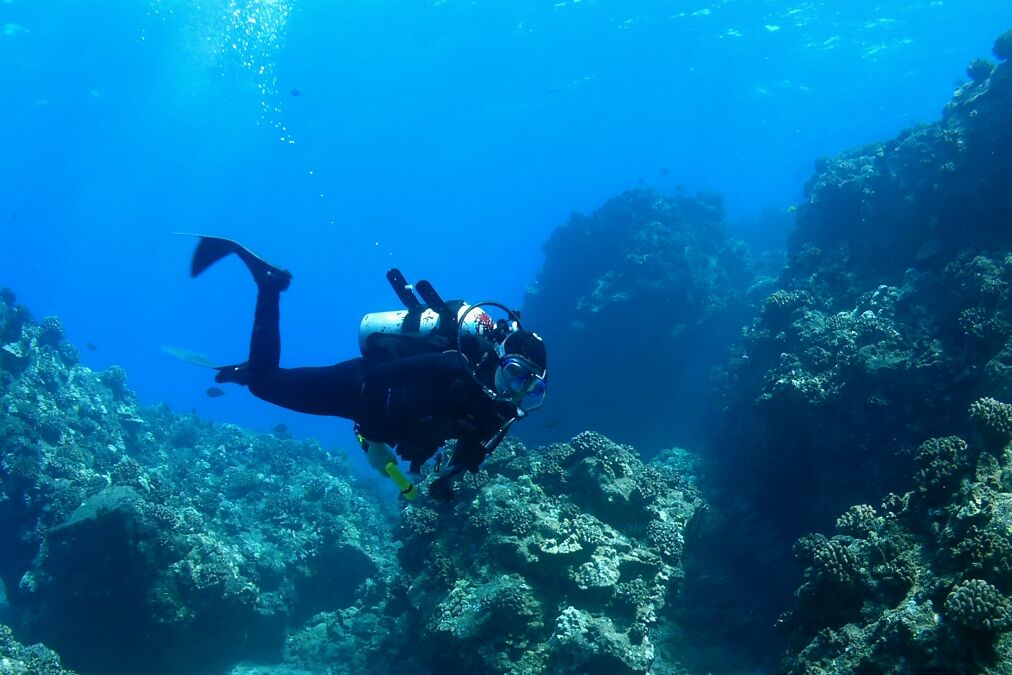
[782, 399, 1012, 673]
[968, 58, 996, 84]
[520, 189, 758, 451]
[994, 29, 1012, 61]
[716, 33, 1012, 544]
[382, 432, 705, 674]
[0, 292, 399, 675]
[0, 623, 78, 675]
[703, 33, 1012, 665]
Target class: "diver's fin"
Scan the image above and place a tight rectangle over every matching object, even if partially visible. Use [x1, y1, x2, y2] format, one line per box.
[189, 235, 243, 278]
[161, 346, 249, 387]
[161, 345, 218, 369]
[178, 233, 292, 291]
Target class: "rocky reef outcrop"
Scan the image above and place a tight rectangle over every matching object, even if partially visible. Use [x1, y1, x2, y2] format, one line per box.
[0, 289, 400, 675]
[0, 623, 78, 675]
[0, 286, 709, 675]
[782, 398, 1012, 673]
[388, 432, 705, 674]
[521, 189, 760, 452]
[716, 41, 1012, 539]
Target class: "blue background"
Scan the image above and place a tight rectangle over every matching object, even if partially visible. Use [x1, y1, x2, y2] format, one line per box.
[2, 0, 1009, 468]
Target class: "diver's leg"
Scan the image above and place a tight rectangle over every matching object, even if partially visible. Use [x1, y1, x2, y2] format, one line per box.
[248, 358, 369, 419]
[213, 272, 288, 385]
[190, 235, 364, 418]
[196, 235, 292, 385]
[249, 285, 282, 374]
[217, 281, 367, 418]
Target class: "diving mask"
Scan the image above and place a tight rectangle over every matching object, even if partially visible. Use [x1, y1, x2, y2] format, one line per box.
[495, 355, 547, 411]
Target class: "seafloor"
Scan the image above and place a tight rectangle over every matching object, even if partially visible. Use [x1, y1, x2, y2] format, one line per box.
[2, 27, 1011, 675]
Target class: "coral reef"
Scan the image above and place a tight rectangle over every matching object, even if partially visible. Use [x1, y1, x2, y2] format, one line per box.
[995, 29, 1012, 61]
[0, 290, 400, 675]
[716, 41, 1012, 541]
[0, 288, 708, 675]
[782, 400, 1012, 673]
[386, 432, 706, 674]
[0, 623, 78, 675]
[520, 189, 760, 452]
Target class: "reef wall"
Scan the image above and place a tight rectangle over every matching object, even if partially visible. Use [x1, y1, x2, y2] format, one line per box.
[0, 289, 402, 675]
[520, 189, 761, 453]
[716, 36, 1012, 541]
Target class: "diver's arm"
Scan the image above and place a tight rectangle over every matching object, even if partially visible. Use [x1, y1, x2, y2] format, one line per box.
[451, 409, 518, 472]
[428, 424, 512, 502]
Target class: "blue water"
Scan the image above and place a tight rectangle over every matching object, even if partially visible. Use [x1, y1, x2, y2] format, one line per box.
[2, 0, 1009, 464]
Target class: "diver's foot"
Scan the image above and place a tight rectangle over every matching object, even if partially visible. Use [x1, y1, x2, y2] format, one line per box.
[246, 257, 292, 293]
[190, 236, 292, 292]
[214, 362, 251, 386]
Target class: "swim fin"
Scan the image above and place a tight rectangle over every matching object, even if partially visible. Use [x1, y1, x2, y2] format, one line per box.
[183, 234, 292, 291]
[162, 346, 249, 388]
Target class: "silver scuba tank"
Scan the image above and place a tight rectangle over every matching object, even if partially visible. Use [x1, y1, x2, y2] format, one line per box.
[358, 303, 492, 355]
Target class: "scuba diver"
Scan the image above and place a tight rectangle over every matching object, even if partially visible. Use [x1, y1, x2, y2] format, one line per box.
[185, 236, 547, 502]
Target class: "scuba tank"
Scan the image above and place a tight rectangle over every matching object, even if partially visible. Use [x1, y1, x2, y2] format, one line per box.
[358, 304, 492, 354]
[358, 268, 493, 360]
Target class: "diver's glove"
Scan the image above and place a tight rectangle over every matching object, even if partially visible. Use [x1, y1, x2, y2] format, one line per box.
[361, 437, 418, 500]
[428, 475, 455, 502]
[427, 460, 468, 502]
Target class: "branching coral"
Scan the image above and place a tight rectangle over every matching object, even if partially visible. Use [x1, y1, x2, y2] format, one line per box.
[912, 435, 970, 503]
[969, 397, 1012, 450]
[944, 579, 1012, 633]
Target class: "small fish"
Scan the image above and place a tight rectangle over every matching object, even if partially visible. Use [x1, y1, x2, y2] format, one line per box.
[85, 342, 97, 351]
[543, 419, 560, 429]
[290, 88, 301, 97]
[10, 212, 17, 223]
[659, 166, 670, 177]
[205, 387, 226, 398]
[273, 423, 289, 434]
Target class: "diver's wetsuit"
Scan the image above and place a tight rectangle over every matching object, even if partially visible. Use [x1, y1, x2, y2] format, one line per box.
[242, 284, 516, 472]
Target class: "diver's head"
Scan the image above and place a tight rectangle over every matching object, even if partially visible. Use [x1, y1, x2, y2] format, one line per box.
[493, 330, 547, 411]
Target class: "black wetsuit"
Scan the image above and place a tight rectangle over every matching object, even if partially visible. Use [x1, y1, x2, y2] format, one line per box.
[243, 285, 517, 472]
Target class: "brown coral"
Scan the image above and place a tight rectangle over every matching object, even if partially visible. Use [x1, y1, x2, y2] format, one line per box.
[969, 397, 1012, 451]
[912, 436, 970, 502]
[944, 579, 1012, 633]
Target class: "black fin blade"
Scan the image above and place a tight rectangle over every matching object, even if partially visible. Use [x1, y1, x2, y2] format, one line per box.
[190, 236, 243, 278]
